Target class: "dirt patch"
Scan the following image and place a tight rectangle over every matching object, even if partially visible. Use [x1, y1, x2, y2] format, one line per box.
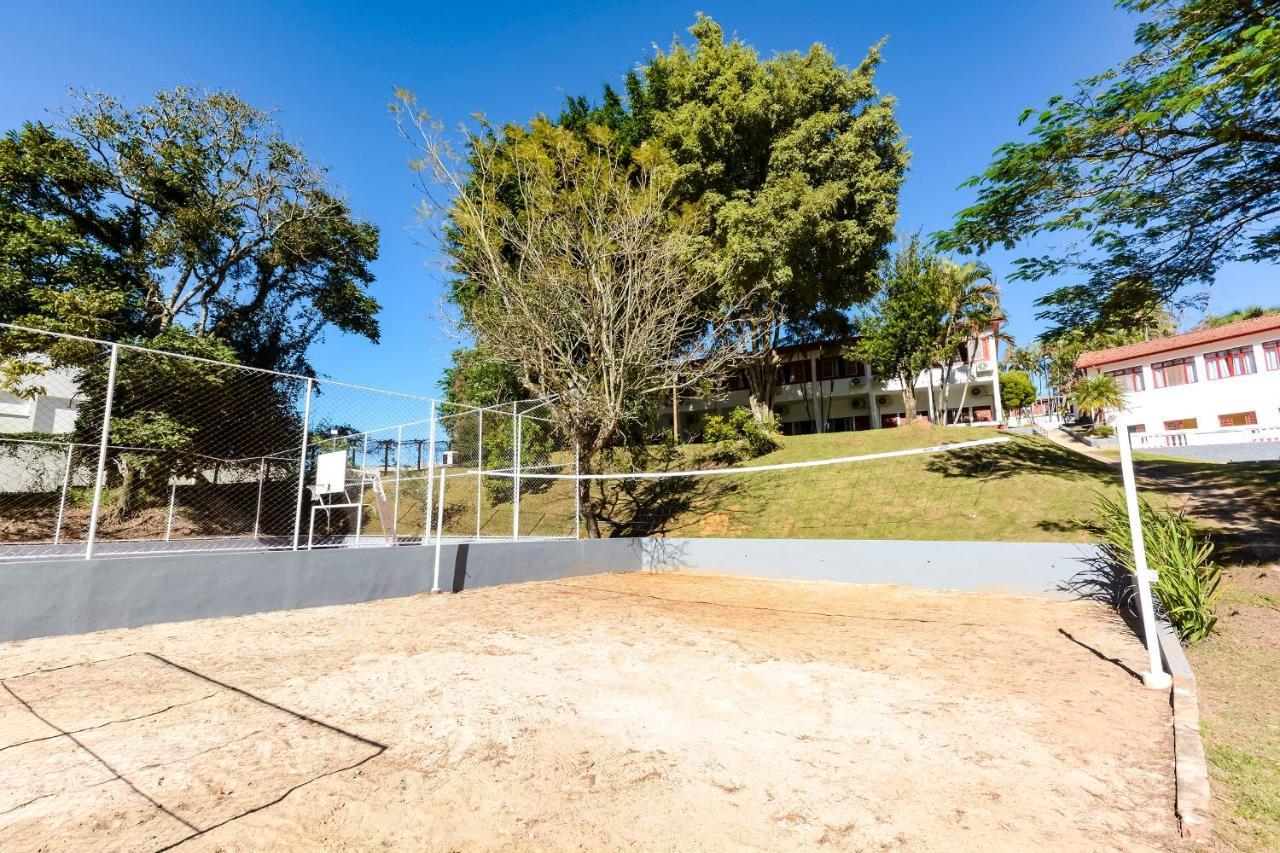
[0, 572, 1179, 850]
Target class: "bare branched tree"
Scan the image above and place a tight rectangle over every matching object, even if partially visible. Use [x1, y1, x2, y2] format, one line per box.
[393, 92, 757, 536]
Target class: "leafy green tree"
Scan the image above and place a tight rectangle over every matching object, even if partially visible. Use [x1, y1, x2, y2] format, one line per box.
[0, 87, 380, 375]
[1069, 374, 1127, 424]
[939, 0, 1280, 335]
[931, 260, 1000, 423]
[999, 370, 1038, 422]
[1194, 304, 1280, 329]
[561, 15, 908, 419]
[397, 104, 753, 537]
[849, 235, 946, 420]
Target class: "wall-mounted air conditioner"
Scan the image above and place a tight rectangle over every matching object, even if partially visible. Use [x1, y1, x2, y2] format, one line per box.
[876, 396, 888, 406]
[851, 398, 864, 408]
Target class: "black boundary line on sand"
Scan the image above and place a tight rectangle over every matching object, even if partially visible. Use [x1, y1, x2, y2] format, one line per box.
[0, 652, 386, 851]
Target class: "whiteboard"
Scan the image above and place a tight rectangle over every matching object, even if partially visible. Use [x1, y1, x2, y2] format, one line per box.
[315, 450, 348, 494]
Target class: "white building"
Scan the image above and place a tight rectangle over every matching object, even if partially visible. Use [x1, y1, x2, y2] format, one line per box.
[1076, 313, 1280, 441]
[0, 366, 82, 435]
[667, 327, 1004, 439]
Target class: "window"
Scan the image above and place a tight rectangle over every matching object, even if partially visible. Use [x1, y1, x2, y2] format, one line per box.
[1152, 357, 1197, 388]
[777, 361, 812, 385]
[816, 356, 865, 381]
[1205, 346, 1256, 380]
[1264, 340, 1279, 371]
[1218, 411, 1258, 427]
[1105, 366, 1145, 392]
[723, 371, 750, 392]
[1127, 424, 1147, 434]
[1163, 418, 1198, 431]
[827, 417, 853, 433]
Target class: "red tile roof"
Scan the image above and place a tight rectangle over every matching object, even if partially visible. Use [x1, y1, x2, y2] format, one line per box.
[1076, 313, 1280, 369]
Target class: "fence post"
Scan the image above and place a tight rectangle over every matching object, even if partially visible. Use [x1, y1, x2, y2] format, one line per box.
[475, 409, 483, 540]
[1117, 418, 1173, 690]
[574, 441, 581, 541]
[54, 441, 73, 547]
[423, 400, 436, 546]
[252, 457, 266, 540]
[291, 378, 313, 551]
[392, 424, 403, 545]
[431, 466, 446, 593]
[163, 482, 177, 542]
[512, 404, 521, 541]
[354, 432, 368, 546]
[85, 343, 119, 560]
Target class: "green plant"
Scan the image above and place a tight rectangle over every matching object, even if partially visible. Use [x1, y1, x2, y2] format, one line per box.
[1087, 424, 1115, 438]
[1094, 492, 1222, 643]
[702, 407, 781, 462]
[1069, 374, 1127, 424]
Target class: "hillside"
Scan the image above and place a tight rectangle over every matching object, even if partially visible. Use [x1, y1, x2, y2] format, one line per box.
[368, 424, 1126, 543]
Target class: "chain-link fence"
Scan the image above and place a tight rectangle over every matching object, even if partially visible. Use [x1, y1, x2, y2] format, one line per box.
[0, 325, 578, 562]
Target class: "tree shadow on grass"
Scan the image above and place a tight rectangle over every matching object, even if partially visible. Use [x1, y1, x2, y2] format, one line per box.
[923, 436, 1119, 484]
[595, 473, 742, 538]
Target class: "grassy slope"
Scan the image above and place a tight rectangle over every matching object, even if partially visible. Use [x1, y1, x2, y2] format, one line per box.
[359, 424, 1125, 543]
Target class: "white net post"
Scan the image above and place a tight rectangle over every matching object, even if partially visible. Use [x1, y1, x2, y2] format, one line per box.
[252, 457, 266, 540]
[431, 466, 446, 593]
[574, 441, 581, 541]
[422, 400, 436, 548]
[1116, 417, 1173, 690]
[392, 425, 403, 545]
[84, 343, 119, 560]
[291, 378, 313, 551]
[475, 409, 483, 540]
[512, 403, 521, 541]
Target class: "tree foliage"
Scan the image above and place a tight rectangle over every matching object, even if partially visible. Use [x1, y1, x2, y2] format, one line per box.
[560, 15, 908, 417]
[396, 99, 757, 536]
[999, 370, 1038, 419]
[0, 87, 380, 375]
[1194, 304, 1280, 329]
[1069, 373, 1128, 423]
[939, 0, 1280, 335]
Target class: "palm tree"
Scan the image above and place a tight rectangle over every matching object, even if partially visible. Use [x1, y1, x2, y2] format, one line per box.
[1068, 374, 1127, 425]
[932, 260, 1000, 423]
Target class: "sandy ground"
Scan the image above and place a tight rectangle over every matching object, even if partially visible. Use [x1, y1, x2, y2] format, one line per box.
[0, 572, 1178, 852]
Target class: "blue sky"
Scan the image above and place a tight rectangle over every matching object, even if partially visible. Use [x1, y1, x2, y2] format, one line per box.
[1, 0, 1270, 396]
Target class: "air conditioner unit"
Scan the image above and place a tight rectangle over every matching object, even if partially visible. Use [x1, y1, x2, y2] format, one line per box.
[851, 398, 865, 408]
[974, 361, 994, 376]
[876, 396, 888, 406]
[971, 388, 984, 396]
[441, 451, 456, 466]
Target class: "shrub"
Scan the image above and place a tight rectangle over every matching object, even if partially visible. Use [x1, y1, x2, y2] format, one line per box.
[1093, 493, 1222, 644]
[1086, 424, 1115, 438]
[701, 407, 781, 462]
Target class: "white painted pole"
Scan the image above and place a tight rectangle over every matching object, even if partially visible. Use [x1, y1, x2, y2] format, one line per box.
[512, 405, 521, 541]
[392, 424, 403, 545]
[431, 466, 446, 593]
[474, 410, 483, 540]
[164, 483, 176, 541]
[574, 441, 581, 541]
[291, 378, 313, 551]
[252, 457, 266, 540]
[85, 344, 119, 560]
[1117, 418, 1173, 690]
[354, 433, 368, 546]
[53, 441, 73, 546]
[423, 400, 436, 547]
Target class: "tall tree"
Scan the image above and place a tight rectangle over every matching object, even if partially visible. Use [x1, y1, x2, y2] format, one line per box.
[1195, 304, 1280, 329]
[849, 235, 946, 420]
[562, 15, 908, 419]
[0, 87, 380, 375]
[938, 0, 1280, 336]
[931, 260, 1000, 423]
[395, 101, 757, 536]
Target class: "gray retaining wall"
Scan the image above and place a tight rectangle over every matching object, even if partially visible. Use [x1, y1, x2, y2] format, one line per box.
[0, 537, 1101, 643]
[639, 538, 1100, 598]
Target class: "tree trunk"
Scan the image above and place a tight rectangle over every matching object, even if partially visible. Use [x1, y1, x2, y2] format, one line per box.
[900, 382, 916, 425]
[579, 477, 601, 539]
[115, 463, 136, 520]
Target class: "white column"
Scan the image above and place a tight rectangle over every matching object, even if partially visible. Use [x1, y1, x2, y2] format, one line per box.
[431, 466, 447, 593]
[54, 442, 73, 546]
[809, 354, 823, 433]
[423, 400, 436, 546]
[291, 378, 313, 551]
[85, 344, 119, 560]
[474, 410, 483, 540]
[253, 457, 266, 540]
[867, 363, 880, 429]
[512, 405, 521, 541]
[393, 424, 403, 544]
[1117, 418, 1173, 690]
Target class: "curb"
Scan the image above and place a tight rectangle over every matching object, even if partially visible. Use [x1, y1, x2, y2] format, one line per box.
[1154, 618, 1214, 840]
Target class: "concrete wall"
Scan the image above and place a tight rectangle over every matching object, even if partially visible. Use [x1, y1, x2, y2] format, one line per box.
[0, 536, 1100, 643]
[0, 538, 643, 643]
[638, 537, 1100, 599]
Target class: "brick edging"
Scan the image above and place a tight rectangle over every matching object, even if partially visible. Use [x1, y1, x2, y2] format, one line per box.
[1154, 619, 1214, 840]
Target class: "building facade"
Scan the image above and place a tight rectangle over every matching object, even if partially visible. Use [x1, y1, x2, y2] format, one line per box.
[667, 329, 1004, 440]
[1075, 314, 1280, 440]
[0, 367, 81, 435]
